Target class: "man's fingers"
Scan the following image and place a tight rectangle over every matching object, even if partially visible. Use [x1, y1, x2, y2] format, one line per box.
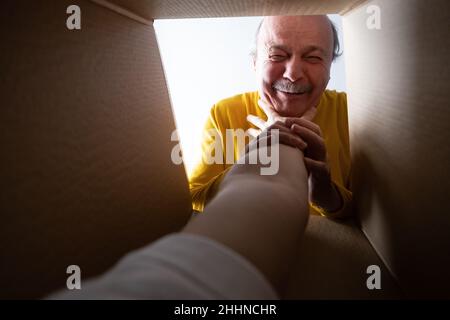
[281, 131, 308, 151]
[246, 128, 261, 138]
[267, 123, 307, 148]
[247, 126, 308, 154]
[267, 122, 290, 134]
[247, 114, 267, 130]
[258, 99, 283, 124]
[291, 124, 323, 147]
[247, 122, 290, 141]
[300, 106, 317, 122]
[268, 130, 308, 151]
[285, 117, 321, 136]
[304, 157, 329, 178]
[291, 124, 327, 162]
[258, 99, 274, 118]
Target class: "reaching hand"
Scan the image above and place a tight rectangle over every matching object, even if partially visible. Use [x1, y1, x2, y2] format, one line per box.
[245, 99, 308, 154]
[246, 98, 342, 212]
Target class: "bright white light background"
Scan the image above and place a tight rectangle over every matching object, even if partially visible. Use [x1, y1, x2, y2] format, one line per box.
[154, 15, 346, 174]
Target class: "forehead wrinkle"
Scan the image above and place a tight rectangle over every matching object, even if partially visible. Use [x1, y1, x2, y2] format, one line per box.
[265, 40, 290, 52]
[257, 16, 334, 60]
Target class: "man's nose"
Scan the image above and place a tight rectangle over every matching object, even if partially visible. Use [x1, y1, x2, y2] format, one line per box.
[283, 56, 305, 82]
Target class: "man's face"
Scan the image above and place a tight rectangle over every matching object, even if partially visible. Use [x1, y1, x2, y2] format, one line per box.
[254, 16, 334, 117]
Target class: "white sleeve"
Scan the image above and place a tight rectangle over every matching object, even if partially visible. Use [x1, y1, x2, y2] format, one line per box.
[48, 233, 278, 300]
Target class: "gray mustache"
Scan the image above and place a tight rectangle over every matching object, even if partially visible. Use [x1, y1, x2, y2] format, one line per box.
[272, 80, 312, 94]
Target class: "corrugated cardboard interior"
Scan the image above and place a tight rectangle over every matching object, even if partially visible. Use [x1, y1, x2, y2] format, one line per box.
[0, 0, 193, 299]
[1, 0, 449, 298]
[344, 0, 450, 298]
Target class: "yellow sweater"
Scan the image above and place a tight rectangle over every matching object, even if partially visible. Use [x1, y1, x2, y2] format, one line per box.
[189, 90, 352, 218]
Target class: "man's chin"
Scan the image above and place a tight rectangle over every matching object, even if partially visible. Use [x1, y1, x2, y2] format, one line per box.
[272, 98, 309, 118]
[272, 104, 303, 118]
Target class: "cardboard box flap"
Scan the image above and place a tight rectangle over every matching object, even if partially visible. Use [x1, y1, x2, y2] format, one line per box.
[103, 0, 367, 20]
[0, 0, 192, 298]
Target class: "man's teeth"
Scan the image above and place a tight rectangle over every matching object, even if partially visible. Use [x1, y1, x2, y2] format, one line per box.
[278, 89, 305, 95]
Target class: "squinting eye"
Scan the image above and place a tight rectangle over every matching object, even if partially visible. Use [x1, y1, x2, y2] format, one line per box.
[269, 55, 286, 61]
[307, 56, 322, 62]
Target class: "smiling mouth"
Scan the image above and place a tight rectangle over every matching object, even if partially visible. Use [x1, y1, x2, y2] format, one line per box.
[275, 89, 307, 96]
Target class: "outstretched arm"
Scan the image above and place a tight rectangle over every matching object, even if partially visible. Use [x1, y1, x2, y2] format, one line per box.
[183, 140, 310, 295]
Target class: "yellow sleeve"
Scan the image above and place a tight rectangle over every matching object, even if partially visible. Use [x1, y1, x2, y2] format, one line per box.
[188, 105, 231, 212]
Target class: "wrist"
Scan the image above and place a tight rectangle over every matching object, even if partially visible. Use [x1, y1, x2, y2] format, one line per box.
[310, 179, 343, 213]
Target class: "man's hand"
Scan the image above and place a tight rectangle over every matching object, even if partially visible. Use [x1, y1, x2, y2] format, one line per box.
[245, 99, 308, 154]
[246, 99, 287, 138]
[284, 115, 342, 213]
[247, 98, 343, 213]
[246, 98, 317, 169]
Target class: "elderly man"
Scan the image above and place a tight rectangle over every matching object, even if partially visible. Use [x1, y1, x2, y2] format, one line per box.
[189, 15, 352, 218]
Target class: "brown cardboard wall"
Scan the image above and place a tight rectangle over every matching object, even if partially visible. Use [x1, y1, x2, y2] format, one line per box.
[2, 0, 449, 299]
[284, 216, 401, 299]
[0, 0, 192, 298]
[106, 0, 366, 19]
[344, 0, 450, 298]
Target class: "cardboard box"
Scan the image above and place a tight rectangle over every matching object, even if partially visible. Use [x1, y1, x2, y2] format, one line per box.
[1, 0, 449, 299]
